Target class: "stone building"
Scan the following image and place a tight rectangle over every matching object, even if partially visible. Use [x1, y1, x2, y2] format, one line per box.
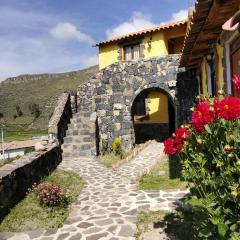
[70, 20, 199, 154]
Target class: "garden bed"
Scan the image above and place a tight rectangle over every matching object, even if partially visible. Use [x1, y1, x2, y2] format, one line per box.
[0, 169, 84, 232]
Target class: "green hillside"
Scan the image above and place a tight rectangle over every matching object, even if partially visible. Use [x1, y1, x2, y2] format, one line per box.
[0, 66, 98, 141]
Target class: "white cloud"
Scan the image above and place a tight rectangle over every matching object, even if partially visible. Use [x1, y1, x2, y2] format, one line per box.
[171, 9, 188, 21]
[50, 22, 94, 45]
[82, 55, 99, 68]
[106, 11, 155, 39]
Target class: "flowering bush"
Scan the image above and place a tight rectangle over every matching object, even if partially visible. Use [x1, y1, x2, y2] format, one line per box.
[163, 76, 240, 239]
[30, 182, 68, 208]
[232, 75, 240, 94]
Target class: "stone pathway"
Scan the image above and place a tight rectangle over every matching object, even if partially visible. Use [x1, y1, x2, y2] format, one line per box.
[0, 142, 189, 240]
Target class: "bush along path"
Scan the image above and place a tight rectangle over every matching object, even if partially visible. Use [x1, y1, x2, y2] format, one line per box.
[0, 142, 189, 240]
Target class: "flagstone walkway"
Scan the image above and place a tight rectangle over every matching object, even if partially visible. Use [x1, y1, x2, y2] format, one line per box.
[0, 142, 189, 240]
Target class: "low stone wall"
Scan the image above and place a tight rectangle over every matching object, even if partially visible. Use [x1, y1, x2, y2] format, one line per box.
[48, 92, 72, 144]
[0, 144, 62, 219]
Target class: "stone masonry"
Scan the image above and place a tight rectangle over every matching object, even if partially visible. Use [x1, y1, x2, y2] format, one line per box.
[77, 55, 198, 151]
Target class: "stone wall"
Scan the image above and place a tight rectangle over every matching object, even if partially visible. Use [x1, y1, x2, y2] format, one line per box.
[48, 92, 72, 144]
[0, 144, 61, 219]
[77, 55, 198, 151]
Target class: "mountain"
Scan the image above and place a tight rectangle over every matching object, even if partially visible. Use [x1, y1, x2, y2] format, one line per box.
[0, 66, 98, 141]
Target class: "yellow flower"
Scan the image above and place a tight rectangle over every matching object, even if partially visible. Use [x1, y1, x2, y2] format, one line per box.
[231, 190, 238, 199]
[196, 138, 202, 145]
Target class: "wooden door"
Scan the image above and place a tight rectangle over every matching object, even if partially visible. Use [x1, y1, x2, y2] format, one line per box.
[231, 36, 240, 96]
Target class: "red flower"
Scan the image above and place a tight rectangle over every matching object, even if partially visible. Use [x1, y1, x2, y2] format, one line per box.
[191, 102, 214, 133]
[232, 75, 240, 94]
[214, 97, 240, 121]
[175, 128, 190, 144]
[164, 138, 177, 155]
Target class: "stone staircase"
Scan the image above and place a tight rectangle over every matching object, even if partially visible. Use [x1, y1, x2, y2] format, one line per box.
[62, 110, 96, 158]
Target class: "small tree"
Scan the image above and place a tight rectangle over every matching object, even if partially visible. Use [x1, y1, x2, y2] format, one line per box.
[29, 103, 41, 119]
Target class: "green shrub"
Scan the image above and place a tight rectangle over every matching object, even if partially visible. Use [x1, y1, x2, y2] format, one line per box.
[15, 105, 23, 117]
[112, 137, 123, 157]
[28, 103, 41, 119]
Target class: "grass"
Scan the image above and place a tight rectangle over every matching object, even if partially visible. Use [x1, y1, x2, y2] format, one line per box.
[98, 144, 142, 169]
[135, 210, 197, 240]
[98, 152, 123, 168]
[3, 129, 47, 142]
[0, 169, 84, 232]
[0, 156, 21, 167]
[138, 155, 187, 190]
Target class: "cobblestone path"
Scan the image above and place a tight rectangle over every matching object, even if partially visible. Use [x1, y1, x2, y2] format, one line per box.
[1, 142, 189, 240]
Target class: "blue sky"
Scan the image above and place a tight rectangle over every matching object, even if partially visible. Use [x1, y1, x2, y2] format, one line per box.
[0, 0, 193, 80]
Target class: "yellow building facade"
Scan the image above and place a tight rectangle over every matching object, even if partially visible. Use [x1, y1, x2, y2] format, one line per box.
[96, 21, 187, 69]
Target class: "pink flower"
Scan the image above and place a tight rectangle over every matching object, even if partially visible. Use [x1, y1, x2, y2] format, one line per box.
[191, 102, 214, 133]
[164, 138, 177, 155]
[214, 97, 240, 121]
[232, 75, 240, 94]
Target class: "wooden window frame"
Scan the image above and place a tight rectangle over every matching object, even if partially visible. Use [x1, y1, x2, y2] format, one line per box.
[118, 38, 144, 61]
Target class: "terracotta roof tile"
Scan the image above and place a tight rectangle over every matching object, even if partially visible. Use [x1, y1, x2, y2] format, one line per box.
[94, 19, 187, 47]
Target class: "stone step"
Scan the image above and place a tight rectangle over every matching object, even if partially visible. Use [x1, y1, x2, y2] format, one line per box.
[66, 128, 90, 136]
[68, 122, 89, 128]
[63, 150, 93, 158]
[62, 142, 93, 151]
[63, 135, 92, 144]
[75, 111, 91, 118]
[66, 127, 90, 135]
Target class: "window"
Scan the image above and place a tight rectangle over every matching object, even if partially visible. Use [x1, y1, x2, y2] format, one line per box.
[124, 44, 140, 61]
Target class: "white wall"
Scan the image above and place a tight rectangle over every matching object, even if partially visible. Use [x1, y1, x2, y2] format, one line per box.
[0, 149, 25, 160]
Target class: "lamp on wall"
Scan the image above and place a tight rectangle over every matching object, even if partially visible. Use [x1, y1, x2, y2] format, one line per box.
[205, 52, 214, 64]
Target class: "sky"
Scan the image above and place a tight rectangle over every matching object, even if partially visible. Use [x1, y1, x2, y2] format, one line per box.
[0, 0, 193, 81]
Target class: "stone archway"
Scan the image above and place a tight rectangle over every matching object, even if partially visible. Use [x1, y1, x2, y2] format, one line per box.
[131, 87, 175, 144]
[77, 55, 198, 153]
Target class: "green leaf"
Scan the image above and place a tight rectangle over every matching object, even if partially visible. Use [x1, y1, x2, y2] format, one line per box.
[205, 124, 212, 134]
[210, 217, 220, 225]
[217, 223, 228, 237]
[230, 224, 237, 231]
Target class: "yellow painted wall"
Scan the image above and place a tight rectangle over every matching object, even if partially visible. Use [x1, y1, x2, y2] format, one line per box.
[135, 91, 169, 124]
[143, 32, 168, 58]
[216, 44, 224, 91]
[201, 58, 208, 95]
[98, 25, 186, 69]
[99, 44, 119, 69]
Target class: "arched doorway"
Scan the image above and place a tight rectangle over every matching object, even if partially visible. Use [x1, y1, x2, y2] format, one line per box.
[131, 88, 175, 144]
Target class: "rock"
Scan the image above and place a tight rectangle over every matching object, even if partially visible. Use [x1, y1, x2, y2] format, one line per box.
[35, 142, 47, 151]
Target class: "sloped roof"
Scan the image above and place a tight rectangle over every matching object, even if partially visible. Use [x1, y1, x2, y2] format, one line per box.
[180, 0, 239, 68]
[0, 139, 38, 151]
[94, 19, 187, 47]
